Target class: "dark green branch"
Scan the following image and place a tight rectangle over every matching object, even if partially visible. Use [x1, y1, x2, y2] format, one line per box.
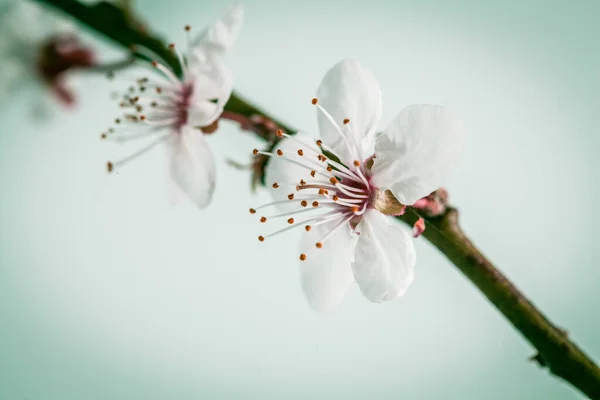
[397, 208, 600, 399]
[33, 0, 600, 398]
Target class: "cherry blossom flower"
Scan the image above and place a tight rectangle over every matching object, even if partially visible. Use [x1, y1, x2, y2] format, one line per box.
[104, 4, 243, 208]
[251, 59, 463, 311]
[0, 0, 94, 108]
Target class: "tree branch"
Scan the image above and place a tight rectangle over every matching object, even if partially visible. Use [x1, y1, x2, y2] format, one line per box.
[397, 208, 600, 398]
[33, 0, 600, 398]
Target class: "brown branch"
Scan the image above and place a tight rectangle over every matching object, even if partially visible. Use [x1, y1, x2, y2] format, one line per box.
[397, 207, 600, 398]
[33, 0, 600, 398]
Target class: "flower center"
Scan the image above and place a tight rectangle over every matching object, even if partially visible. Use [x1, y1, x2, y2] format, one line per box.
[173, 82, 194, 130]
[103, 57, 196, 173]
[250, 99, 379, 261]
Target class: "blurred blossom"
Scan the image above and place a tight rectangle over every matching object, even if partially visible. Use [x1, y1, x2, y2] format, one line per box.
[104, 3, 243, 209]
[0, 0, 95, 114]
[253, 60, 463, 311]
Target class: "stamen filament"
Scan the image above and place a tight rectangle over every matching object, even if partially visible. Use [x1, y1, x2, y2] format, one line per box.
[303, 213, 355, 258]
[262, 210, 344, 239]
[315, 103, 358, 160]
[264, 207, 318, 220]
[109, 134, 169, 170]
[152, 61, 181, 84]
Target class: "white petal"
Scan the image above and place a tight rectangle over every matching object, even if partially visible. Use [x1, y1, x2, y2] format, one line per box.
[187, 96, 221, 128]
[264, 132, 320, 210]
[351, 210, 416, 303]
[299, 221, 358, 312]
[316, 59, 382, 160]
[371, 105, 464, 205]
[168, 126, 216, 208]
[185, 62, 233, 127]
[191, 3, 243, 59]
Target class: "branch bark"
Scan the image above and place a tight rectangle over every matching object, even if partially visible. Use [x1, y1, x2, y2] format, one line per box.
[33, 0, 600, 398]
[398, 208, 600, 398]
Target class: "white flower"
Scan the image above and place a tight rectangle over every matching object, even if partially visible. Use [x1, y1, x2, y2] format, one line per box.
[0, 0, 94, 108]
[105, 4, 243, 209]
[252, 59, 463, 311]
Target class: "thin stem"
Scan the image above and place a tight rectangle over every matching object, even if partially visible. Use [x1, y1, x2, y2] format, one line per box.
[32, 0, 600, 398]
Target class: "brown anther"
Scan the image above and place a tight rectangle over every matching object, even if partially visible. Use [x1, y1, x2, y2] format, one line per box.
[299, 254, 307, 261]
[252, 149, 259, 155]
[156, 87, 162, 94]
[310, 170, 316, 177]
[300, 179, 306, 186]
[140, 115, 146, 121]
[168, 43, 175, 49]
[300, 200, 308, 207]
[353, 160, 361, 167]
[297, 149, 304, 156]
[276, 129, 283, 138]
[151, 101, 158, 107]
[312, 201, 319, 207]
[316, 242, 323, 248]
[316, 140, 323, 147]
[323, 189, 329, 195]
[260, 216, 267, 223]
[114, 118, 121, 124]
[151, 61, 158, 67]
[276, 149, 283, 156]
[258, 235, 265, 242]
[288, 193, 294, 200]
[311, 98, 318, 105]
[100, 133, 107, 140]
[106, 162, 113, 173]
[249, 208, 256, 214]
[287, 218, 294, 224]
[136, 105, 143, 112]
[318, 188, 325, 195]
[343, 118, 350, 125]
[351, 206, 359, 213]
[330, 177, 338, 184]
[185, 25, 191, 31]
[272, 182, 279, 189]
[332, 195, 339, 201]
[305, 225, 311, 231]
[327, 166, 333, 172]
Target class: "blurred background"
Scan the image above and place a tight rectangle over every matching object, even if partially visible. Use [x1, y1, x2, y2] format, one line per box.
[0, 0, 598, 398]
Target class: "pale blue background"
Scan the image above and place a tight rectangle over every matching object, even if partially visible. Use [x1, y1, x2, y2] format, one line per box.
[0, 0, 598, 399]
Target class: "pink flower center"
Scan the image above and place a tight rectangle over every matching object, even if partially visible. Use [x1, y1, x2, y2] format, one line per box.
[250, 98, 381, 261]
